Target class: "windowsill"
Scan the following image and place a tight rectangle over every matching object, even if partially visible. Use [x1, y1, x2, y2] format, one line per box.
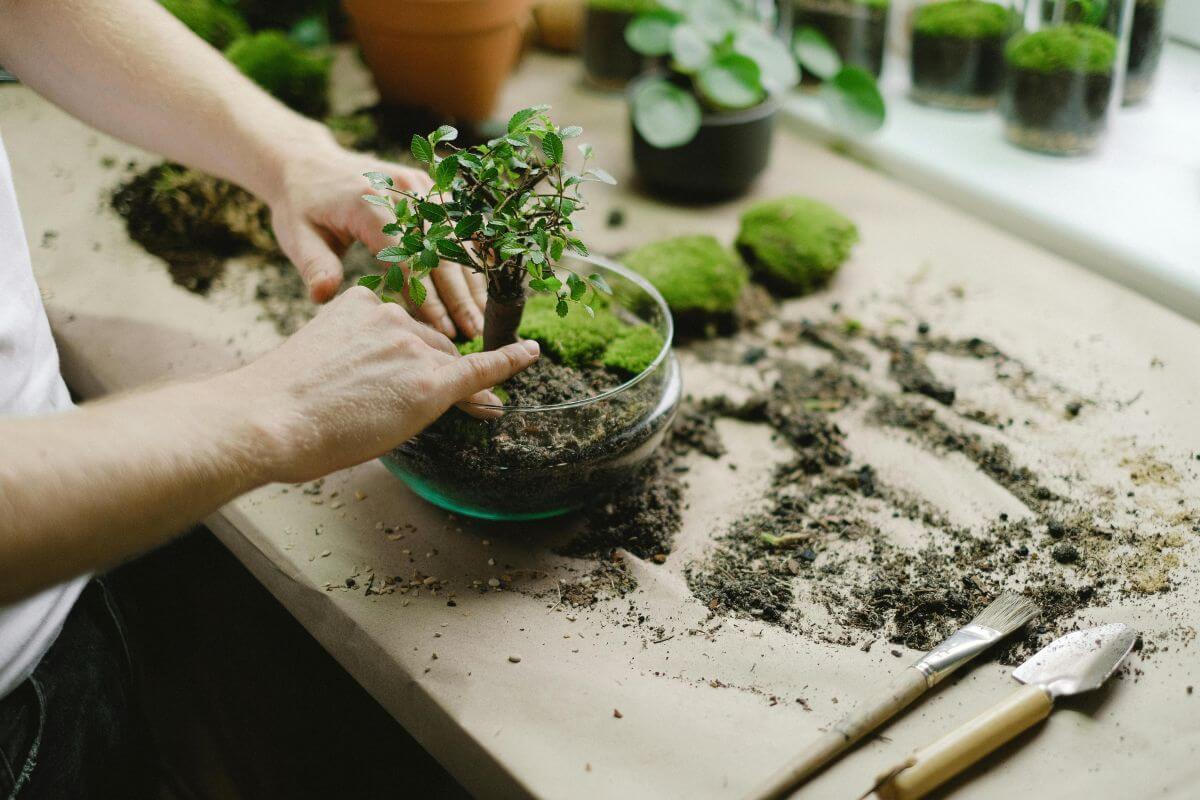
[783, 41, 1200, 323]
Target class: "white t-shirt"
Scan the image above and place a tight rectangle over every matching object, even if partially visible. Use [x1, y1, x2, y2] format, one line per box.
[0, 130, 87, 700]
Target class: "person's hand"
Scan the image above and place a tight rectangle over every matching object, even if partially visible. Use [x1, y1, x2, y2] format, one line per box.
[266, 147, 487, 339]
[229, 287, 538, 484]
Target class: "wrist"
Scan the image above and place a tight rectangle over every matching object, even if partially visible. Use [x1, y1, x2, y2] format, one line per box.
[201, 368, 298, 488]
[242, 115, 343, 206]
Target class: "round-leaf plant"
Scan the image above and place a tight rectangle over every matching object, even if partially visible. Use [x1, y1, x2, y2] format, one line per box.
[357, 107, 617, 351]
[626, 0, 886, 148]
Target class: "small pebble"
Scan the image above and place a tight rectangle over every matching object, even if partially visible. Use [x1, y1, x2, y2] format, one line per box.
[319, 550, 331, 558]
[612, 708, 623, 719]
[1052, 543, 1079, 564]
[488, 578, 501, 588]
[508, 655, 522, 664]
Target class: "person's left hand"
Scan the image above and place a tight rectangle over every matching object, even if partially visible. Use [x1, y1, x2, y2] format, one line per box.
[266, 148, 487, 340]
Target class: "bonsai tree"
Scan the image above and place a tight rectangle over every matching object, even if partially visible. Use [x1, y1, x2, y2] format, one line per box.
[358, 106, 615, 351]
[626, 0, 883, 148]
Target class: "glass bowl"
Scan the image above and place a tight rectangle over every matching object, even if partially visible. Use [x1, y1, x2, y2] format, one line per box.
[381, 255, 682, 521]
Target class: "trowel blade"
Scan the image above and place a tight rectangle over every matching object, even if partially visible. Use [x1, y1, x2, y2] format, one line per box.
[1012, 623, 1137, 699]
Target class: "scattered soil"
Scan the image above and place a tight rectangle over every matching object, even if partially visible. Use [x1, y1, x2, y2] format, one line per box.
[678, 314, 1196, 663]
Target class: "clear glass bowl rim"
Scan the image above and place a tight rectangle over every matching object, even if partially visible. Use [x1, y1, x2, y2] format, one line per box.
[459, 254, 676, 414]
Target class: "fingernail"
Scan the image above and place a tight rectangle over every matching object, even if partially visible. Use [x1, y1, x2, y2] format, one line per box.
[521, 339, 540, 357]
[481, 390, 502, 406]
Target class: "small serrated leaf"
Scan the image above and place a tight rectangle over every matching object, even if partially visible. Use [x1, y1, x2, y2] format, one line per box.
[385, 264, 406, 293]
[455, 214, 483, 238]
[410, 134, 434, 164]
[362, 194, 394, 208]
[408, 274, 427, 306]
[542, 131, 564, 165]
[588, 272, 612, 295]
[357, 274, 383, 290]
[376, 245, 407, 262]
[555, 299, 569, 318]
[418, 201, 447, 222]
[363, 171, 393, 189]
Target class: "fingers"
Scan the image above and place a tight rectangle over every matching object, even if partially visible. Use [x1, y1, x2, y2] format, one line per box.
[432, 264, 484, 340]
[440, 340, 541, 399]
[405, 316, 458, 356]
[467, 268, 488, 312]
[282, 223, 345, 303]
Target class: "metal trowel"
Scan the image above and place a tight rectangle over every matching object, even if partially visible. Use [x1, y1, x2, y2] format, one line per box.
[872, 622, 1138, 800]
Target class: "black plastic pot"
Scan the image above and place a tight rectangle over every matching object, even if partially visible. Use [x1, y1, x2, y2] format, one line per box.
[582, 6, 645, 90]
[629, 85, 778, 201]
[794, 0, 889, 87]
[1122, 0, 1166, 105]
[910, 31, 1007, 110]
[1001, 66, 1113, 155]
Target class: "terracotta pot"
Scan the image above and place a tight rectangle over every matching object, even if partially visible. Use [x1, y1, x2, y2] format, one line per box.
[344, 0, 533, 121]
[533, 0, 583, 52]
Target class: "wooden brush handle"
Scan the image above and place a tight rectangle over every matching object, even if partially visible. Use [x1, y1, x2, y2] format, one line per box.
[873, 684, 1054, 800]
[748, 668, 928, 800]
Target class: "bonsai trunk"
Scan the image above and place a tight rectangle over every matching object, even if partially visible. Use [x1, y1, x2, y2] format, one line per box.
[483, 293, 525, 351]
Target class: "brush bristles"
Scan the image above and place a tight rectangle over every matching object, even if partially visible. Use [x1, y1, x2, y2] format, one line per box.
[970, 591, 1039, 635]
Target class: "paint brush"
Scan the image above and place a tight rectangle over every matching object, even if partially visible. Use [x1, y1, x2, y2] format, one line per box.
[748, 591, 1039, 800]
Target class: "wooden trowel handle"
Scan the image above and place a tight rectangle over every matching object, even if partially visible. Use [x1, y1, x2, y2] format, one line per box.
[873, 684, 1054, 800]
[748, 668, 928, 800]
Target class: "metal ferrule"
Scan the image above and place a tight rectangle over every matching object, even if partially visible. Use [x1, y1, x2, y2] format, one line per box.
[912, 624, 1003, 686]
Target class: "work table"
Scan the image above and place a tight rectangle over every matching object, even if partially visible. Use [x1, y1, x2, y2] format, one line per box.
[6, 51, 1199, 799]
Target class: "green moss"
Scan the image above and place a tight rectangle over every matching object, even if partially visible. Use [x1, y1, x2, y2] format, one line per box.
[224, 31, 331, 117]
[914, 1, 1013, 39]
[325, 112, 379, 150]
[517, 295, 622, 367]
[455, 294, 663, 375]
[735, 196, 858, 295]
[621, 235, 748, 320]
[160, 0, 249, 49]
[586, 0, 660, 12]
[1005, 24, 1117, 74]
[601, 324, 665, 375]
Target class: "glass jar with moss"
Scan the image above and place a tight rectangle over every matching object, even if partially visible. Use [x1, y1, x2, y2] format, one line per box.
[793, 0, 891, 87]
[910, 1, 1019, 110]
[583, 0, 660, 90]
[384, 257, 681, 520]
[1040, 0, 1166, 105]
[1001, 23, 1119, 155]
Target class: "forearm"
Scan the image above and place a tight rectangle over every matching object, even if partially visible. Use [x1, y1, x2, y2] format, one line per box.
[0, 372, 274, 603]
[0, 0, 337, 201]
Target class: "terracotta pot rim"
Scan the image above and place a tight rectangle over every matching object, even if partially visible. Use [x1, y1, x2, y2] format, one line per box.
[345, 0, 532, 33]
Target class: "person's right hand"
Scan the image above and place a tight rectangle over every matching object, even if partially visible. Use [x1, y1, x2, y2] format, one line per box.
[229, 286, 538, 484]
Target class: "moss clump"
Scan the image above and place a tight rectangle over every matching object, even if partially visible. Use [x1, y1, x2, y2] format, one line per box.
[620, 236, 748, 327]
[914, 1, 1013, 39]
[224, 31, 332, 117]
[586, 0, 659, 11]
[602, 325, 664, 375]
[160, 0, 249, 49]
[1005, 24, 1117, 74]
[325, 112, 379, 150]
[456, 294, 663, 375]
[735, 196, 858, 295]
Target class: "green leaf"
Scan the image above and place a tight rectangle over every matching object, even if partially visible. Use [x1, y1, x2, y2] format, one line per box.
[417, 247, 440, 269]
[430, 125, 458, 144]
[588, 272, 612, 295]
[550, 238, 565, 261]
[567, 273, 586, 300]
[625, 10, 677, 56]
[821, 66, 886, 135]
[555, 299, 569, 317]
[578, 143, 594, 160]
[409, 274, 427, 306]
[689, 0, 739, 42]
[631, 79, 702, 149]
[363, 171, 393, 189]
[362, 194, 394, 209]
[793, 26, 841, 81]
[735, 24, 798, 94]
[418, 201, 447, 222]
[382, 222, 402, 236]
[507, 105, 549, 134]
[697, 52, 764, 109]
[411, 134, 434, 164]
[385, 264, 406, 293]
[529, 275, 562, 293]
[357, 274, 383, 290]
[569, 238, 590, 256]
[586, 168, 617, 185]
[455, 214, 483, 238]
[376, 245, 407, 262]
[436, 239, 469, 262]
[401, 233, 424, 254]
[435, 155, 459, 190]
[669, 23, 712, 72]
[542, 131, 564, 165]
[560, 126, 583, 139]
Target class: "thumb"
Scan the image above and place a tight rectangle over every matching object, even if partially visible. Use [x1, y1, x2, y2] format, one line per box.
[440, 340, 541, 399]
[283, 223, 344, 303]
